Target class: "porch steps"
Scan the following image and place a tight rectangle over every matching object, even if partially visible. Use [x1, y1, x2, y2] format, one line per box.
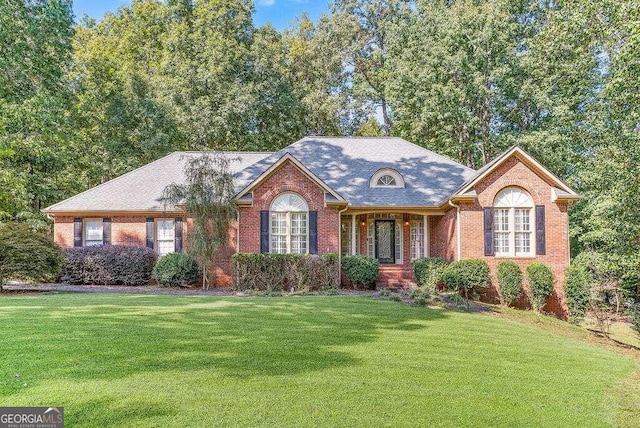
[376, 265, 417, 288]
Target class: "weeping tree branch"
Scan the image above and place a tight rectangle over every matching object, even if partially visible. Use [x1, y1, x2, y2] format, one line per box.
[160, 152, 238, 289]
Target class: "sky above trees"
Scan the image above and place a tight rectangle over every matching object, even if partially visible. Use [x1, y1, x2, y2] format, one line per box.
[72, 0, 329, 30]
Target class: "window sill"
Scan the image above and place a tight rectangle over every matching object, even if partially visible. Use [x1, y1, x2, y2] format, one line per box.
[493, 254, 536, 259]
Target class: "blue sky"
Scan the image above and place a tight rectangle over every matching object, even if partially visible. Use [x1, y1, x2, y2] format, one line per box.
[72, 0, 329, 30]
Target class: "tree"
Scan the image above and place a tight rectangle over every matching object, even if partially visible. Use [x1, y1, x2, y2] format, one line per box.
[0, 0, 80, 215]
[160, 152, 237, 289]
[329, 0, 411, 136]
[0, 222, 65, 291]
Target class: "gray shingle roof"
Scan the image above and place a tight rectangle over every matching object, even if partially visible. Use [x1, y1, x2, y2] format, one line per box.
[44, 152, 272, 213]
[44, 137, 477, 213]
[235, 137, 476, 207]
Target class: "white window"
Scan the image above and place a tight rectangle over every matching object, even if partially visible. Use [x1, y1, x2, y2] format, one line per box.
[270, 193, 308, 254]
[370, 168, 405, 188]
[341, 215, 360, 256]
[84, 219, 103, 246]
[157, 219, 176, 256]
[493, 187, 534, 257]
[410, 215, 424, 261]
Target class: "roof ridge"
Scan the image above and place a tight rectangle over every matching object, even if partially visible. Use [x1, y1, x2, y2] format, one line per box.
[43, 152, 179, 212]
[176, 150, 275, 154]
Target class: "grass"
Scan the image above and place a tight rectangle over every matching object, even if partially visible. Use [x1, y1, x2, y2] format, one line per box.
[0, 293, 638, 427]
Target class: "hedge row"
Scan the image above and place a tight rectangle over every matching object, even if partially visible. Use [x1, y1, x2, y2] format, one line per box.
[62, 245, 157, 286]
[232, 253, 339, 291]
[412, 257, 555, 310]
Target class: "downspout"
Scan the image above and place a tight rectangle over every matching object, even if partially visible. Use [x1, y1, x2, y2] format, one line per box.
[235, 208, 240, 287]
[449, 200, 461, 261]
[338, 205, 349, 286]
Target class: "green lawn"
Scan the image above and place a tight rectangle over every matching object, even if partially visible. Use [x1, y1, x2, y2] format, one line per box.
[0, 294, 638, 427]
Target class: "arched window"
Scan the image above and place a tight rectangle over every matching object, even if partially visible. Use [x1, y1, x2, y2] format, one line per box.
[493, 187, 534, 256]
[370, 168, 404, 188]
[270, 193, 308, 254]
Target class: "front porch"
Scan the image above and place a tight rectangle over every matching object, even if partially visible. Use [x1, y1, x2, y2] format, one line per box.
[340, 212, 435, 288]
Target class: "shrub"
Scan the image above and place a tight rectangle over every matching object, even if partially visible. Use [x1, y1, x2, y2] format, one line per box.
[0, 222, 65, 288]
[412, 258, 448, 290]
[62, 245, 157, 286]
[232, 253, 339, 291]
[341, 255, 379, 289]
[442, 259, 489, 300]
[526, 262, 554, 312]
[152, 253, 200, 287]
[564, 264, 593, 319]
[629, 304, 640, 337]
[496, 260, 523, 306]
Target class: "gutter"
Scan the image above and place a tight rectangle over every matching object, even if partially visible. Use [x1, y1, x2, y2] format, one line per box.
[448, 200, 461, 261]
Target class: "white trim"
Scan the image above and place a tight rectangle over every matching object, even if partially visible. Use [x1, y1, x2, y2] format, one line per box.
[449, 201, 461, 261]
[351, 214, 357, 255]
[269, 192, 309, 254]
[83, 218, 103, 246]
[156, 218, 176, 256]
[423, 214, 430, 258]
[493, 207, 535, 258]
[369, 168, 405, 188]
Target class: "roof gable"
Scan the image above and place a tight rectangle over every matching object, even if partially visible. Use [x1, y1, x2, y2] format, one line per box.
[453, 146, 579, 200]
[234, 153, 346, 204]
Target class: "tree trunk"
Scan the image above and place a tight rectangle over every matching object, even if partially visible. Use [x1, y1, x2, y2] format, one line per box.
[381, 98, 391, 136]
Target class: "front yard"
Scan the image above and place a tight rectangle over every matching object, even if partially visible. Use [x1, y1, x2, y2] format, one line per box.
[0, 294, 638, 427]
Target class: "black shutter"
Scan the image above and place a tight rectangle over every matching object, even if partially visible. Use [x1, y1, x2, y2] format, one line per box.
[483, 207, 494, 256]
[536, 205, 546, 255]
[146, 218, 154, 249]
[175, 217, 183, 253]
[260, 210, 269, 253]
[309, 211, 318, 254]
[102, 218, 111, 245]
[73, 218, 82, 247]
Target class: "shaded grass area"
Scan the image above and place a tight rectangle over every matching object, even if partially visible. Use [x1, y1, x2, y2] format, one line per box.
[0, 294, 638, 427]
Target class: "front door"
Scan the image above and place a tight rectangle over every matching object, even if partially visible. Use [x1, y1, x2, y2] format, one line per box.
[375, 220, 395, 264]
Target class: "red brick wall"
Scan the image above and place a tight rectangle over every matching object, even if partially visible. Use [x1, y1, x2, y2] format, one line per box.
[458, 154, 571, 318]
[53, 216, 74, 247]
[429, 209, 457, 261]
[238, 160, 341, 254]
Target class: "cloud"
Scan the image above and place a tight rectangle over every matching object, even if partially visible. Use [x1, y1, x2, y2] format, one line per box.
[258, 0, 275, 5]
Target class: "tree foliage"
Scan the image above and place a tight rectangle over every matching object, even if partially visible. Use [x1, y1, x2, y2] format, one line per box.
[160, 152, 237, 288]
[0, 222, 65, 289]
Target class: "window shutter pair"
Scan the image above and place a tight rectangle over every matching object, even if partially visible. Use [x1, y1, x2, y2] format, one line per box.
[259, 210, 318, 254]
[483, 206, 546, 256]
[73, 218, 111, 247]
[146, 217, 182, 252]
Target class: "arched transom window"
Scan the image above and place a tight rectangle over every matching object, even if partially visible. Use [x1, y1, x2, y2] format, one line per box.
[270, 193, 308, 254]
[493, 187, 534, 256]
[370, 168, 404, 188]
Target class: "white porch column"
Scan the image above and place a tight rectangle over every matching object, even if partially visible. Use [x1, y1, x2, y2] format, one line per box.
[351, 214, 357, 255]
[423, 214, 430, 258]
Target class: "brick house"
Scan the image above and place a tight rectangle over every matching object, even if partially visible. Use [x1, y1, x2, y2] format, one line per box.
[44, 137, 579, 315]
